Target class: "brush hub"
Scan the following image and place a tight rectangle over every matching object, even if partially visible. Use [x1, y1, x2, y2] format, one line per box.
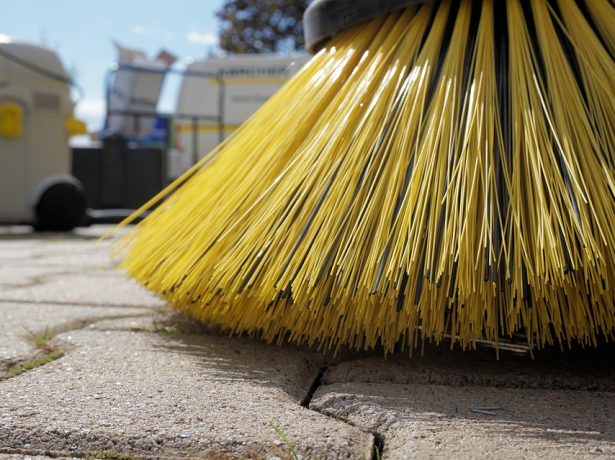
[303, 0, 434, 53]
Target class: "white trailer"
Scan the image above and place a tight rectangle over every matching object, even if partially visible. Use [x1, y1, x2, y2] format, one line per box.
[0, 35, 87, 230]
[169, 54, 308, 179]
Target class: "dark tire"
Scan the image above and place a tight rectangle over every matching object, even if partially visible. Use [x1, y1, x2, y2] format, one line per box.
[35, 183, 87, 231]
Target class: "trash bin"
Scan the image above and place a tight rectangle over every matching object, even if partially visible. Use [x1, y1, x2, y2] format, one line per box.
[72, 133, 166, 211]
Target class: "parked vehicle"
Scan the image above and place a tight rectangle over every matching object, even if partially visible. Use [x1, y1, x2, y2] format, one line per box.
[169, 54, 308, 178]
[0, 36, 308, 228]
[0, 35, 87, 230]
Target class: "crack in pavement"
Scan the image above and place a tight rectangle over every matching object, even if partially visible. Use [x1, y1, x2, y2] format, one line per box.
[300, 365, 327, 408]
[0, 272, 118, 292]
[2, 312, 379, 459]
[0, 351, 65, 382]
[299, 364, 381, 460]
[0, 298, 160, 309]
[0, 312, 157, 378]
[0, 445, 233, 459]
[306, 399, 383, 460]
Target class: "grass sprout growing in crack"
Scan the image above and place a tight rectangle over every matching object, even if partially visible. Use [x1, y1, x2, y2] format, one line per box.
[0, 324, 66, 380]
[271, 425, 320, 460]
[360, 444, 381, 460]
[144, 320, 177, 334]
[24, 325, 56, 348]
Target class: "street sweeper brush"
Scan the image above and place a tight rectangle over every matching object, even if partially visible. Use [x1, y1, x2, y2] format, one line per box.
[111, 0, 615, 354]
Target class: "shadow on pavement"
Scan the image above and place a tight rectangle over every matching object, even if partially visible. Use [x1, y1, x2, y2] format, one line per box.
[154, 312, 615, 448]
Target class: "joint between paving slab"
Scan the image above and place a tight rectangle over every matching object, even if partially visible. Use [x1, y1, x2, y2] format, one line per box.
[0, 446, 146, 460]
[0, 350, 64, 381]
[0, 271, 96, 291]
[305, 399, 384, 460]
[15, 312, 160, 345]
[0, 312, 157, 380]
[56, 312, 162, 334]
[372, 432, 385, 460]
[306, 400, 384, 459]
[300, 364, 384, 459]
[0, 298, 159, 310]
[300, 365, 327, 408]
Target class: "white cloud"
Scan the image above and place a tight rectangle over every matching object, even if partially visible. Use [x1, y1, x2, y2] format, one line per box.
[133, 25, 146, 35]
[186, 32, 218, 45]
[69, 134, 94, 147]
[164, 32, 175, 41]
[70, 98, 107, 147]
[74, 98, 106, 131]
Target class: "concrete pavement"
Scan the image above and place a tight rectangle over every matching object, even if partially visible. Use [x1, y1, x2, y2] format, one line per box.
[0, 225, 614, 459]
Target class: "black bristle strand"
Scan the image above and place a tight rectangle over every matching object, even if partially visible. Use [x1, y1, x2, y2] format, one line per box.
[237, 253, 264, 294]
[397, 270, 410, 312]
[448, 260, 459, 299]
[573, 0, 615, 60]
[494, 0, 510, 289]
[413, 241, 427, 306]
[431, 0, 482, 285]
[548, 0, 588, 102]
[559, 226, 573, 274]
[373, 0, 443, 295]
[275, 157, 344, 287]
[522, 263, 532, 308]
[322, 277, 335, 307]
[523, 0, 584, 233]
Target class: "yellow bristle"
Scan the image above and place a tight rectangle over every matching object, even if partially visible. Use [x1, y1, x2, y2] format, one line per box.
[110, 0, 615, 355]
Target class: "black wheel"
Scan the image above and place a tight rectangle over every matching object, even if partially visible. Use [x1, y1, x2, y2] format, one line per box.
[35, 182, 87, 231]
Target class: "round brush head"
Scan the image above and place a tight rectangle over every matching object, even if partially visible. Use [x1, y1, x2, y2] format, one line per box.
[304, 0, 435, 53]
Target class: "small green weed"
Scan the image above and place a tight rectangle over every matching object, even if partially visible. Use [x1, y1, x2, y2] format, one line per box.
[271, 425, 320, 460]
[24, 325, 56, 347]
[360, 440, 382, 460]
[145, 320, 177, 334]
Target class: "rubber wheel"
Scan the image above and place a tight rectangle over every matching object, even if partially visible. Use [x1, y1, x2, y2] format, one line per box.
[35, 183, 87, 231]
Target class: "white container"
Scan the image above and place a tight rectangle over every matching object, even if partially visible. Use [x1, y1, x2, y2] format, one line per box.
[107, 41, 177, 139]
[0, 35, 87, 229]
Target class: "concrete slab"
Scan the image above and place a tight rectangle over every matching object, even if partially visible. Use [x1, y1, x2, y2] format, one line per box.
[311, 343, 615, 459]
[0, 226, 164, 309]
[0, 266, 79, 292]
[0, 327, 374, 459]
[323, 342, 615, 392]
[0, 455, 79, 460]
[0, 272, 166, 309]
[0, 225, 165, 368]
[0, 228, 158, 372]
[311, 382, 614, 459]
[0, 235, 114, 270]
[0, 302, 152, 367]
[4, 224, 615, 459]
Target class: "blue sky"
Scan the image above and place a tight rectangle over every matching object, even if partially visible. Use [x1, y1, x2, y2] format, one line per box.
[1, 0, 225, 133]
